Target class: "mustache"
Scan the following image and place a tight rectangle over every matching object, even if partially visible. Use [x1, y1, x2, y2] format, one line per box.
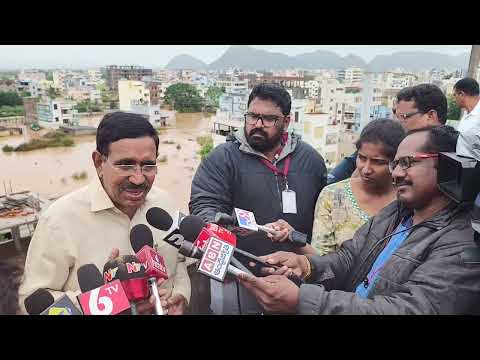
[120, 183, 148, 191]
[393, 178, 412, 187]
[249, 129, 268, 137]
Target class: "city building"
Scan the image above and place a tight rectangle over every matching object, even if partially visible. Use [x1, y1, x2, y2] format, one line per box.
[118, 80, 150, 111]
[104, 65, 153, 91]
[130, 103, 176, 127]
[37, 99, 77, 129]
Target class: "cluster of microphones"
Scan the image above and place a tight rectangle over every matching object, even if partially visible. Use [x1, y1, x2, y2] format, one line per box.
[24, 207, 306, 315]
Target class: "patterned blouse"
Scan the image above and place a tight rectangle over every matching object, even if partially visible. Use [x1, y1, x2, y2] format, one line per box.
[311, 178, 371, 256]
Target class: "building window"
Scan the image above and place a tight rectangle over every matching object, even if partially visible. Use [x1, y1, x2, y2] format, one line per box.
[54, 104, 58, 110]
[55, 117, 59, 122]
[295, 112, 299, 123]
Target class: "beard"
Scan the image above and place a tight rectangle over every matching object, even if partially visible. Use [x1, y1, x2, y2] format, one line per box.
[245, 126, 284, 153]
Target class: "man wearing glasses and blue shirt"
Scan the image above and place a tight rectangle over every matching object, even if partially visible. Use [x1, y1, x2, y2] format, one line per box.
[328, 83, 447, 185]
[239, 125, 480, 314]
[190, 83, 327, 314]
[19, 112, 190, 315]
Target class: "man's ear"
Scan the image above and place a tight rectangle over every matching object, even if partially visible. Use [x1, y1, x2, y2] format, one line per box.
[283, 115, 291, 130]
[427, 110, 441, 126]
[92, 151, 104, 177]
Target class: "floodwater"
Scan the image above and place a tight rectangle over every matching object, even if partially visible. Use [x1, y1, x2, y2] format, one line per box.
[0, 113, 212, 214]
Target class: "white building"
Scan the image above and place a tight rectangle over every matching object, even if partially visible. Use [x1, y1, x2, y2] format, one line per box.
[87, 69, 102, 83]
[37, 99, 77, 129]
[301, 112, 340, 168]
[118, 80, 150, 111]
[129, 103, 176, 128]
[18, 70, 46, 82]
[305, 80, 320, 99]
[345, 67, 364, 84]
[382, 71, 417, 90]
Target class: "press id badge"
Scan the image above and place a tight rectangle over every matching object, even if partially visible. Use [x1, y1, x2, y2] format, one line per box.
[282, 189, 297, 214]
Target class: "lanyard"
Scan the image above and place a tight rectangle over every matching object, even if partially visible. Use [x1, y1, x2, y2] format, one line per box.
[260, 155, 292, 190]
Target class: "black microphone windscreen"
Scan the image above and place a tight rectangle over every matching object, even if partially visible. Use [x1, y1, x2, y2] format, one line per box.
[77, 264, 104, 293]
[103, 255, 146, 281]
[130, 224, 154, 253]
[178, 215, 206, 242]
[146, 207, 173, 231]
[24, 288, 54, 315]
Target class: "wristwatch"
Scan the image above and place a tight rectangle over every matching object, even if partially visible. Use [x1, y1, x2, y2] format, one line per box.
[288, 229, 308, 247]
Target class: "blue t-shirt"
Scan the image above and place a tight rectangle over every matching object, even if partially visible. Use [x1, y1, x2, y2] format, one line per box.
[355, 216, 413, 299]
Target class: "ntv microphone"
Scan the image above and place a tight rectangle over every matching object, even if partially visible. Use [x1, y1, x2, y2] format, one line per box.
[146, 207, 187, 250]
[24, 288, 82, 315]
[76, 264, 131, 315]
[130, 224, 168, 315]
[103, 255, 149, 315]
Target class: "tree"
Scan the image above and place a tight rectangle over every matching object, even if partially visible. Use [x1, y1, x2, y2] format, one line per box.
[205, 86, 225, 108]
[447, 95, 461, 120]
[0, 91, 23, 106]
[47, 87, 61, 99]
[164, 83, 204, 113]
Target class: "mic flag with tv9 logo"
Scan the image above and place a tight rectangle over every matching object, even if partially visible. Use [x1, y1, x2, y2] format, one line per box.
[234, 208, 259, 231]
[40, 295, 83, 315]
[197, 236, 235, 282]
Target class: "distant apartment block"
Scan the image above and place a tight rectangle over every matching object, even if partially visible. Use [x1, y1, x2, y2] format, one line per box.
[118, 80, 150, 111]
[105, 65, 153, 91]
[37, 99, 77, 129]
[18, 70, 46, 82]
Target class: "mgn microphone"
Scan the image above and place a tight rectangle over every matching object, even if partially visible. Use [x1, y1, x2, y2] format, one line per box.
[77, 264, 131, 315]
[130, 224, 168, 315]
[146, 207, 187, 250]
[24, 288, 82, 315]
[103, 255, 149, 315]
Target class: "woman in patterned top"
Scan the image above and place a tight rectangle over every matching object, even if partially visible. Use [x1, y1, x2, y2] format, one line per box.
[265, 118, 406, 256]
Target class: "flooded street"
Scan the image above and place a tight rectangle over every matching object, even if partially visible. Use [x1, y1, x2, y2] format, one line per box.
[0, 113, 212, 213]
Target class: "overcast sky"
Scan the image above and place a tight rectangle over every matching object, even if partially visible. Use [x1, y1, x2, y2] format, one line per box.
[0, 45, 472, 70]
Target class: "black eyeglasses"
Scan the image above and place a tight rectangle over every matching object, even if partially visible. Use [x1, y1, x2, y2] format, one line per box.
[394, 111, 423, 120]
[389, 153, 438, 173]
[244, 112, 285, 128]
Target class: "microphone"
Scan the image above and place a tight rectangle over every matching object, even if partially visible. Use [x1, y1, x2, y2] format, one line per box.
[77, 264, 131, 315]
[178, 240, 247, 280]
[24, 288, 82, 315]
[24, 289, 54, 315]
[180, 215, 304, 286]
[178, 215, 252, 274]
[103, 255, 150, 315]
[146, 207, 187, 250]
[220, 209, 308, 248]
[130, 224, 168, 315]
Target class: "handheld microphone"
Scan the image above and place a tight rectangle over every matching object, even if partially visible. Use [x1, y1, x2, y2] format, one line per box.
[179, 215, 252, 274]
[146, 207, 187, 249]
[103, 255, 149, 315]
[24, 288, 82, 315]
[24, 289, 54, 315]
[130, 224, 168, 315]
[77, 264, 131, 315]
[180, 215, 304, 286]
[178, 240, 247, 280]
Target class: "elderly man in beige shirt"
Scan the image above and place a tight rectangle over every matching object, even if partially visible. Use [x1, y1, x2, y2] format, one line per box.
[19, 112, 190, 315]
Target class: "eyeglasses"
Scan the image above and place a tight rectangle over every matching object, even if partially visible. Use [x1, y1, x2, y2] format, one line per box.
[244, 112, 285, 128]
[394, 111, 423, 120]
[103, 157, 158, 176]
[388, 153, 438, 173]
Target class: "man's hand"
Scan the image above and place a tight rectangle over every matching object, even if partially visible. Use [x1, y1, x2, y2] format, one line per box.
[263, 219, 293, 242]
[237, 273, 299, 314]
[135, 277, 169, 315]
[166, 294, 188, 315]
[253, 251, 310, 278]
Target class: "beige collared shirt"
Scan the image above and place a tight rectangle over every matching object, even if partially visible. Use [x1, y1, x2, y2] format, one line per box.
[18, 175, 190, 314]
